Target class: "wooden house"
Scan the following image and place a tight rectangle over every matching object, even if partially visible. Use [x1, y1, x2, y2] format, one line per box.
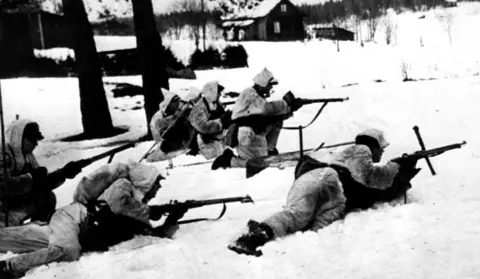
[221, 0, 305, 41]
[443, 0, 457, 7]
[0, 4, 71, 76]
[310, 26, 355, 41]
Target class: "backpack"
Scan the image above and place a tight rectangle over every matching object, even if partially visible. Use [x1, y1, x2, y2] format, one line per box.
[79, 202, 151, 253]
[160, 106, 196, 153]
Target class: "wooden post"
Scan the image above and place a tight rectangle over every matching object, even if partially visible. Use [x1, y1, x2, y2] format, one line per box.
[37, 13, 45, 49]
[299, 126, 304, 159]
[0, 81, 9, 226]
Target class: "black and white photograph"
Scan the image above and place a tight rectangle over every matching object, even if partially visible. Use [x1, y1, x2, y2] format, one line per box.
[0, 0, 478, 277]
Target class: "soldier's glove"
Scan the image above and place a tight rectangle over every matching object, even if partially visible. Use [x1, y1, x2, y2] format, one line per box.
[60, 161, 83, 179]
[30, 167, 48, 186]
[149, 205, 168, 221]
[282, 91, 296, 106]
[290, 98, 304, 112]
[391, 156, 418, 169]
[282, 91, 303, 112]
[220, 110, 233, 129]
[165, 203, 189, 225]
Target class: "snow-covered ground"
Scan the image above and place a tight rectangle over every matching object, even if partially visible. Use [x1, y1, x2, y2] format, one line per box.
[2, 2, 480, 279]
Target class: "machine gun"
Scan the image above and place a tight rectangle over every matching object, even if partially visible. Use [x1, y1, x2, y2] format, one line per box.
[394, 126, 467, 176]
[392, 141, 466, 165]
[157, 195, 254, 224]
[392, 126, 467, 204]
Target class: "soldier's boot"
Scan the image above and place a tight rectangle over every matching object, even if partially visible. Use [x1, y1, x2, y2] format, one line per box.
[211, 149, 234, 170]
[228, 220, 274, 257]
[0, 261, 17, 279]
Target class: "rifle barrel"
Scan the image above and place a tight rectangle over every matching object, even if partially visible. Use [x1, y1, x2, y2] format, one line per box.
[412, 141, 466, 158]
[301, 97, 349, 105]
[189, 196, 250, 207]
[80, 142, 136, 167]
[222, 101, 235, 106]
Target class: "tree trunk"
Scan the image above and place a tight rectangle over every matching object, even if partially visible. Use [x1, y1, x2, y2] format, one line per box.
[201, 0, 206, 50]
[62, 0, 114, 139]
[131, 0, 168, 139]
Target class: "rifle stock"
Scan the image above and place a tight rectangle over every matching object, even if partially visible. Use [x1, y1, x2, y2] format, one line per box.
[300, 97, 349, 105]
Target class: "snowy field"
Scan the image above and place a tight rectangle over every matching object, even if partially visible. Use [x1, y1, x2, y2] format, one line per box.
[2, 2, 480, 279]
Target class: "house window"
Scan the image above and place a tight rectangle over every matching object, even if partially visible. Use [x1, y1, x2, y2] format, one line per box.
[281, 4, 287, 12]
[274, 21, 281, 34]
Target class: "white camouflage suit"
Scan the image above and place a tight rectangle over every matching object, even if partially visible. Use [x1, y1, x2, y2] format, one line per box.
[147, 89, 200, 162]
[188, 81, 228, 160]
[263, 130, 400, 238]
[0, 119, 62, 227]
[0, 162, 161, 277]
[230, 69, 292, 167]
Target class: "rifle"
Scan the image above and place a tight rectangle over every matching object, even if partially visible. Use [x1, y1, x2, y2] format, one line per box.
[392, 141, 467, 167]
[246, 141, 355, 178]
[74, 141, 137, 169]
[282, 97, 349, 132]
[299, 97, 350, 105]
[158, 195, 254, 224]
[222, 100, 235, 106]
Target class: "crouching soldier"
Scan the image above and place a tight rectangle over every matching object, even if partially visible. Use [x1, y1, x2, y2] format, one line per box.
[212, 68, 303, 170]
[147, 89, 200, 162]
[228, 128, 418, 256]
[0, 119, 82, 227]
[0, 162, 186, 278]
[188, 81, 232, 159]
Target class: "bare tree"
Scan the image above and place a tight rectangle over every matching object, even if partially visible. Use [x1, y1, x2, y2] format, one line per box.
[365, 9, 382, 42]
[62, 0, 115, 139]
[201, 0, 206, 50]
[436, 9, 454, 45]
[383, 12, 397, 45]
[400, 60, 412, 81]
[183, 0, 202, 49]
[131, 0, 168, 139]
[170, 15, 185, 40]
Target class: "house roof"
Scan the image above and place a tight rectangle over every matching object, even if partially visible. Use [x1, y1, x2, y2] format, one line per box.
[222, 19, 255, 28]
[221, 0, 286, 21]
[0, 3, 59, 15]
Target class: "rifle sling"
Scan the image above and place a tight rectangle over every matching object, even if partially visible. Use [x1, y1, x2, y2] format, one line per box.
[283, 102, 328, 130]
[177, 203, 227, 225]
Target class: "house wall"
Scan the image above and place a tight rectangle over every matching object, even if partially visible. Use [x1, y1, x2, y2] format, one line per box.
[256, 18, 267, 41]
[29, 12, 72, 49]
[0, 12, 34, 77]
[265, 0, 304, 41]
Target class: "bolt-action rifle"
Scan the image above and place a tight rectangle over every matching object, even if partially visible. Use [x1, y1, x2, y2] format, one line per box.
[74, 141, 138, 169]
[298, 97, 350, 105]
[157, 195, 254, 224]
